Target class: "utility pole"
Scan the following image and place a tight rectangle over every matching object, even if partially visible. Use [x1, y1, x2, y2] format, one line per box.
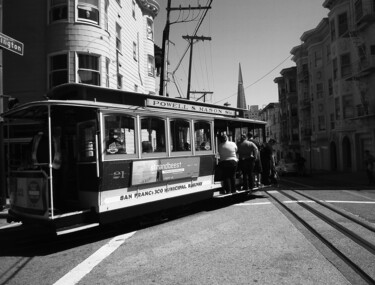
[159, 3, 211, 96]
[158, 0, 171, 96]
[182, 35, 211, 100]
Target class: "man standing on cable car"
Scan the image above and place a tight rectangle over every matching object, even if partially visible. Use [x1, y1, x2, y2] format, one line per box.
[237, 134, 258, 190]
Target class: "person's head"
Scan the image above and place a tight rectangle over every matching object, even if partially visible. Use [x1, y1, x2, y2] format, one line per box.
[219, 134, 228, 143]
[240, 134, 247, 142]
[109, 129, 121, 141]
[247, 133, 253, 140]
[269, 138, 276, 145]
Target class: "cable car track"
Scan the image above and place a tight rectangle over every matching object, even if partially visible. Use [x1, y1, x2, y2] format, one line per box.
[265, 189, 375, 285]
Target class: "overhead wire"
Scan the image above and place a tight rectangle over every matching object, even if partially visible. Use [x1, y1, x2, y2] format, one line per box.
[171, 0, 213, 75]
[214, 54, 293, 104]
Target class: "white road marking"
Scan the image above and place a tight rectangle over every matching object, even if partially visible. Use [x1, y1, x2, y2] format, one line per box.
[53, 231, 136, 285]
[235, 200, 375, 206]
[342, 190, 375, 201]
[235, 202, 272, 206]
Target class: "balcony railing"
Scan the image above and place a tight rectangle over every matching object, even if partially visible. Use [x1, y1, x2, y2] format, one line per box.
[355, 1, 375, 29]
[344, 56, 375, 79]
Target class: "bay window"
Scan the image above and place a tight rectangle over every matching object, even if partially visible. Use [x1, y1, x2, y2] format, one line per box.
[77, 54, 100, 86]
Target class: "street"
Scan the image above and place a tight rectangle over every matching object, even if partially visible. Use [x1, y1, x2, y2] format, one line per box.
[0, 175, 374, 285]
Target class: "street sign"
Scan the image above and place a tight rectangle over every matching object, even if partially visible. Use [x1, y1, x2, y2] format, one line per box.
[0, 32, 24, 56]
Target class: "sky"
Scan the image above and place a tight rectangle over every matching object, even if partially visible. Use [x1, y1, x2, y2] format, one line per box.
[154, 0, 329, 108]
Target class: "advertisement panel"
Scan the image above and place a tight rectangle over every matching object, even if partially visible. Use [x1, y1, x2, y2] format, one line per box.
[10, 171, 47, 214]
[132, 157, 200, 185]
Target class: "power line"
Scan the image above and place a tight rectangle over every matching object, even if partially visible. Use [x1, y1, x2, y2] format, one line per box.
[214, 54, 293, 104]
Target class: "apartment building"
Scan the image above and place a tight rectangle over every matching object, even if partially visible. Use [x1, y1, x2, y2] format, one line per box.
[274, 67, 300, 163]
[1, 0, 160, 106]
[285, 0, 375, 172]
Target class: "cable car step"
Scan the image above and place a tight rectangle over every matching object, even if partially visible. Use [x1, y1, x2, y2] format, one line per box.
[56, 222, 100, 235]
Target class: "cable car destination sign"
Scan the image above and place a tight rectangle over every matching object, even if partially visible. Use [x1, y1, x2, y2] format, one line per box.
[147, 98, 237, 116]
[0, 32, 24, 56]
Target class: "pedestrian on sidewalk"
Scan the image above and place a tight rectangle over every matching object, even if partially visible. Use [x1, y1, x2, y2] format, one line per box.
[217, 134, 238, 194]
[364, 150, 375, 186]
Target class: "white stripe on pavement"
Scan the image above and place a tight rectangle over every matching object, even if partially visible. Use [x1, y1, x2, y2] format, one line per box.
[236, 200, 375, 206]
[53, 231, 136, 285]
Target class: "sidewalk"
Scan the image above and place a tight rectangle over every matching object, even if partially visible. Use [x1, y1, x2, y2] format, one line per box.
[282, 170, 375, 189]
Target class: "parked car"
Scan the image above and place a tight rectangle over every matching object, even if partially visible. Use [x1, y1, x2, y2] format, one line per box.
[275, 159, 297, 176]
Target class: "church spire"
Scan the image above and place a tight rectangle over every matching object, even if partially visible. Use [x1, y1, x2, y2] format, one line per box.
[237, 63, 247, 109]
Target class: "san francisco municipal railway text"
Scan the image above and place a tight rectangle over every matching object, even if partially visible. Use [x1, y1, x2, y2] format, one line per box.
[120, 182, 203, 200]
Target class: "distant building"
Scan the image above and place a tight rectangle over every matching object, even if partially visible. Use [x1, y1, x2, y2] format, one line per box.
[259, 102, 281, 161]
[1, 0, 160, 106]
[274, 67, 299, 162]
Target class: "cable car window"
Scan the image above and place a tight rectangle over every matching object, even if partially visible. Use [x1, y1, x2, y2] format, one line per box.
[77, 120, 97, 162]
[170, 119, 191, 152]
[140, 117, 166, 154]
[104, 115, 136, 156]
[194, 121, 212, 151]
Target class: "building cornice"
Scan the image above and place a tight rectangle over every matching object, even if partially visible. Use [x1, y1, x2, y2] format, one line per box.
[300, 18, 329, 42]
[136, 0, 160, 17]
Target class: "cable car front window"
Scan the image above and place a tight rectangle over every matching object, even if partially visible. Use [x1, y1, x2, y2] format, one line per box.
[104, 114, 136, 156]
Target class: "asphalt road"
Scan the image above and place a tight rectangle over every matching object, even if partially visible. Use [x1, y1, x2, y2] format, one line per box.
[0, 178, 374, 284]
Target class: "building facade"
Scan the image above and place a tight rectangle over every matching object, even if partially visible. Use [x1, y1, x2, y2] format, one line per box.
[259, 102, 282, 161]
[274, 67, 300, 163]
[282, 0, 375, 173]
[2, 0, 160, 106]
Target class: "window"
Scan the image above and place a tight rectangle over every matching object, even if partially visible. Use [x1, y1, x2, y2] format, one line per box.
[147, 18, 154, 40]
[333, 58, 338, 80]
[77, 120, 97, 162]
[116, 23, 122, 51]
[340, 53, 351, 77]
[140, 117, 166, 154]
[148, 55, 155, 77]
[104, 115, 136, 156]
[49, 53, 68, 88]
[132, 0, 136, 18]
[343, 95, 354, 119]
[170, 119, 191, 152]
[77, 54, 100, 86]
[330, 19, 336, 41]
[50, 0, 68, 22]
[338, 12, 348, 36]
[330, 113, 335, 130]
[315, 51, 322, 68]
[133, 42, 137, 61]
[355, 0, 363, 22]
[316, 83, 323, 99]
[194, 121, 212, 151]
[318, 115, 326, 131]
[117, 74, 123, 89]
[105, 57, 110, 87]
[328, 78, 333, 95]
[116, 51, 122, 89]
[335, 97, 340, 120]
[77, 0, 99, 24]
[326, 44, 331, 61]
[104, 0, 109, 31]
